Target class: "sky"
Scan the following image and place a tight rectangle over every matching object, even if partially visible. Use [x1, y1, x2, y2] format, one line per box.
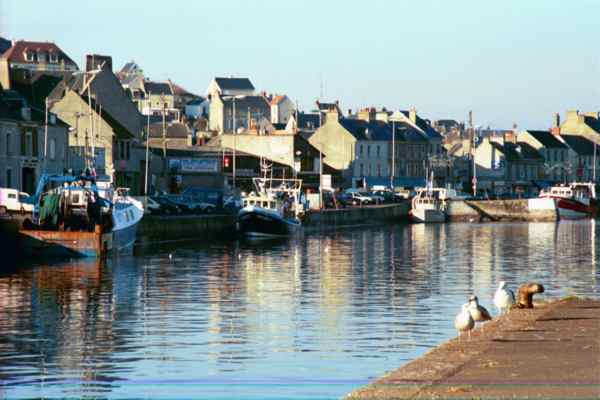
[2, 0, 599, 129]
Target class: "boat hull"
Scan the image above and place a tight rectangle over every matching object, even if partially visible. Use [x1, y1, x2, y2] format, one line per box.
[410, 208, 446, 223]
[556, 198, 591, 220]
[237, 208, 301, 237]
[18, 227, 111, 258]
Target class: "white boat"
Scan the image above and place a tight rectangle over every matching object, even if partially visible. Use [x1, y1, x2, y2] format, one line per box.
[539, 183, 597, 220]
[237, 161, 303, 237]
[410, 187, 448, 223]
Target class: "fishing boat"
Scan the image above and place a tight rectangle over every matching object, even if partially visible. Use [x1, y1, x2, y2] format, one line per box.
[237, 161, 303, 237]
[18, 174, 144, 257]
[410, 187, 448, 223]
[539, 182, 597, 220]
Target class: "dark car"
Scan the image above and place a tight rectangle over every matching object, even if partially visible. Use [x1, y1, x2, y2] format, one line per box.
[151, 196, 182, 215]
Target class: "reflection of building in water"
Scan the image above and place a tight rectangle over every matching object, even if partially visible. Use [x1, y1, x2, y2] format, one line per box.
[0, 259, 122, 388]
[553, 221, 598, 293]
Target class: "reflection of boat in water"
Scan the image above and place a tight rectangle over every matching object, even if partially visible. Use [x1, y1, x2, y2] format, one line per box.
[18, 174, 144, 258]
[237, 161, 303, 237]
[539, 182, 597, 220]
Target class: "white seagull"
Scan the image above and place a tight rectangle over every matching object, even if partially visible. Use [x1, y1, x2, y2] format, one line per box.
[454, 303, 475, 341]
[468, 295, 492, 332]
[494, 281, 515, 315]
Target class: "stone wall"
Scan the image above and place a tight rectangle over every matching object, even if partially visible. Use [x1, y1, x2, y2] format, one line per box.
[447, 199, 558, 222]
[303, 202, 410, 230]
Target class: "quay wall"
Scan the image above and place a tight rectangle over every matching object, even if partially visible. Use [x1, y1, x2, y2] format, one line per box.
[303, 202, 410, 230]
[137, 214, 236, 242]
[447, 198, 558, 222]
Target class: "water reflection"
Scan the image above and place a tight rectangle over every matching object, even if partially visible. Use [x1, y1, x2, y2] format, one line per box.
[0, 221, 599, 399]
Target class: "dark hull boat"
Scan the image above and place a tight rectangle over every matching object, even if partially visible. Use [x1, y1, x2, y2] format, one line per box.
[237, 206, 301, 237]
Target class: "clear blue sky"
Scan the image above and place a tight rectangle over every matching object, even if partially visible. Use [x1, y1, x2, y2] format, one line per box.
[3, 0, 599, 129]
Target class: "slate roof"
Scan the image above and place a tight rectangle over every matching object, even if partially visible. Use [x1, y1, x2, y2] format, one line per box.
[214, 77, 254, 91]
[561, 135, 599, 156]
[392, 121, 429, 142]
[1, 40, 78, 69]
[490, 141, 544, 161]
[12, 74, 63, 110]
[297, 112, 320, 130]
[525, 130, 567, 149]
[584, 115, 600, 134]
[339, 118, 391, 141]
[148, 122, 189, 139]
[144, 81, 173, 95]
[399, 110, 442, 140]
[0, 37, 11, 56]
[222, 95, 269, 110]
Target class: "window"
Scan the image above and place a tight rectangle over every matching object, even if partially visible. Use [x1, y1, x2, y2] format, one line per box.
[367, 164, 372, 176]
[126, 141, 130, 160]
[6, 169, 11, 188]
[25, 51, 34, 62]
[359, 144, 363, 156]
[367, 145, 371, 156]
[37, 52, 47, 63]
[6, 133, 11, 155]
[49, 138, 56, 160]
[377, 164, 381, 177]
[359, 163, 363, 176]
[49, 52, 58, 63]
[376, 145, 380, 156]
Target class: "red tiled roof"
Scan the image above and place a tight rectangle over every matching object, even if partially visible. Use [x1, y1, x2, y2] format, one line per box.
[1, 40, 78, 68]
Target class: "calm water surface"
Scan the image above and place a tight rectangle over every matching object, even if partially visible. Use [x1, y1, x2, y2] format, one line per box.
[1, 221, 598, 399]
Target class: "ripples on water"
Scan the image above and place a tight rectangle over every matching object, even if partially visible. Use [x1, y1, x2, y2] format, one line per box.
[0, 221, 598, 399]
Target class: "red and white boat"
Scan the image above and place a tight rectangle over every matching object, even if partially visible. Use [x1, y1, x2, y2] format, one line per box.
[539, 183, 597, 220]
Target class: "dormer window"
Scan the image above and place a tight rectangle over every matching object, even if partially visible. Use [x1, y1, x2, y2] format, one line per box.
[24, 51, 34, 62]
[37, 52, 47, 63]
[49, 52, 58, 63]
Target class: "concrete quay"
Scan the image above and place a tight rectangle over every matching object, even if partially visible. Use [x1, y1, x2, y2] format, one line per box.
[303, 202, 410, 231]
[346, 297, 600, 400]
[447, 198, 559, 222]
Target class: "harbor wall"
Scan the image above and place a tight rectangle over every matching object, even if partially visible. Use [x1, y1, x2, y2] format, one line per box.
[447, 198, 558, 222]
[303, 202, 410, 230]
[137, 214, 236, 243]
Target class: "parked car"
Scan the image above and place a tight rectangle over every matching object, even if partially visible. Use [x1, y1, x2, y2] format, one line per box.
[134, 196, 161, 215]
[368, 191, 386, 204]
[343, 189, 372, 205]
[0, 188, 34, 214]
[371, 190, 396, 203]
[151, 196, 182, 215]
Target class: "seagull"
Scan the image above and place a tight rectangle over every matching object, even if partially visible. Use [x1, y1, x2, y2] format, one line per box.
[455, 303, 475, 341]
[494, 281, 515, 315]
[468, 295, 492, 332]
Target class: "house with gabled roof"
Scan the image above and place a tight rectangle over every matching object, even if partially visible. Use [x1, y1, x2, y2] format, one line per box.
[0, 40, 78, 90]
[517, 130, 570, 182]
[206, 77, 255, 99]
[559, 110, 600, 145]
[269, 94, 295, 124]
[474, 136, 545, 195]
[308, 108, 438, 187]
[560, 135, 599, 182]
[208, 93, 270, 133]
[48, 55, 146, 192]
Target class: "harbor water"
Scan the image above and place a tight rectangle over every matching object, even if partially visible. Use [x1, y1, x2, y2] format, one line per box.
[1, 221, 599, 399]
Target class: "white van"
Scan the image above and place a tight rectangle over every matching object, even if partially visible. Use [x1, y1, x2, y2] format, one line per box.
[0, 188, 34, 214]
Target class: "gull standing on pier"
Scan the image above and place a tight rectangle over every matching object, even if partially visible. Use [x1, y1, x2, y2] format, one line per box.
[455, 303, 474, 341]
[468, 295, 492, 332]
[494, 281, 515, 315]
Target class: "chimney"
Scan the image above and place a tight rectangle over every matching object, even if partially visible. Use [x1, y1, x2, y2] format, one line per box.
[551, 112, 560, 129]
[357, 108, 373, 122]
[86, 54, 112, 72]
[409, 107, 417, 123]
